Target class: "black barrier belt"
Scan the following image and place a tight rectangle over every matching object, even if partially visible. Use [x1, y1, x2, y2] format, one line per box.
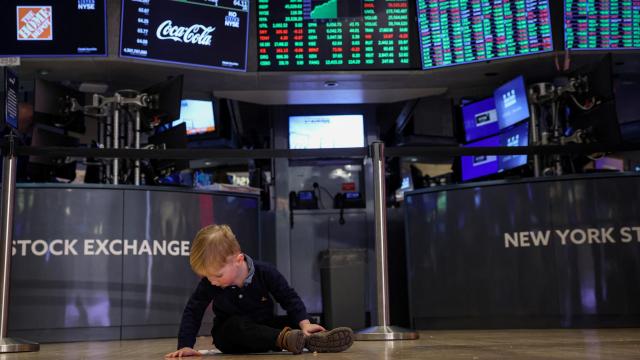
[385, 143, 640, 157]
[14, 146, 369, 159]
[12, 143, 640, 160]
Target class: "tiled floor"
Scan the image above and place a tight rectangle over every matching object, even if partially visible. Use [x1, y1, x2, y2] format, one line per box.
[2, 329, 640, 359]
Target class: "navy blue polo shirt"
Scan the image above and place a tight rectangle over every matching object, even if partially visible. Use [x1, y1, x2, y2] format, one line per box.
[177, 255, 309, 349]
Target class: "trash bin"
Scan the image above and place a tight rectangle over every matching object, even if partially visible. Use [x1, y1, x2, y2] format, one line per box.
[319, 248, 367, 330]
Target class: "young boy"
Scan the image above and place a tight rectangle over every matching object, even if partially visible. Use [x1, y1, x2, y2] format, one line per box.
[165, 224, 354, 357]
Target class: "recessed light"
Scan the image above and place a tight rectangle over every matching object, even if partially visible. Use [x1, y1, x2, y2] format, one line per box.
[324, 80, 338, 87]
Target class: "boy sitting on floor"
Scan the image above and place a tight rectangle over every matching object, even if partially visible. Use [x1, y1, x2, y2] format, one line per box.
[165, 224, 354, 357]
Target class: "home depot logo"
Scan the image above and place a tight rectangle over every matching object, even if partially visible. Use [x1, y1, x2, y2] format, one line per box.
[16, 6, 53, 41]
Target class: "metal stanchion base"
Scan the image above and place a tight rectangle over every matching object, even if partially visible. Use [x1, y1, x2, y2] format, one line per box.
[0, 337, 40, 353]
[354, 325, 419, 341]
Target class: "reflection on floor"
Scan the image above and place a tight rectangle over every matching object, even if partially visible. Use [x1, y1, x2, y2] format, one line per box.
[2, 329, 640, 359]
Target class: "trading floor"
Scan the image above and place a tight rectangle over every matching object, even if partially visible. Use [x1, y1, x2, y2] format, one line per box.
[1, 329, 639, 359]
[3, 0, 640, 358]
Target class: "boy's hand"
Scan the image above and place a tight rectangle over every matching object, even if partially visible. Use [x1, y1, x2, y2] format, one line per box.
[165, 347, 201, 358]
[300, 320, 326, 336]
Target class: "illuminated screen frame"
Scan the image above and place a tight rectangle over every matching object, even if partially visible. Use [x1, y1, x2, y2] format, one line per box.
[494, 75, 530, 130]
[171, 99, 216, 136]
[564, 0, 640, 51]
[257, 0, 419, 71]
[0, 0, 108, 57]
[416, 0, 554, 70]
[288, 114, 366, 149]
[461, 97, 499, 143]
[119, 0, 250, 72]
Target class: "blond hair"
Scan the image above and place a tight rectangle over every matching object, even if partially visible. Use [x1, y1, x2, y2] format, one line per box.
[190, 224, 241, 275]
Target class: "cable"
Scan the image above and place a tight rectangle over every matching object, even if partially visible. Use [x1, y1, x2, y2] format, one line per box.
[313, 186, 325, 209]
[313, 182, 334, 200]
[569, 94, 597, 111]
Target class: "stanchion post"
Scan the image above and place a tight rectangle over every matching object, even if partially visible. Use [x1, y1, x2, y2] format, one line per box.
[354, 141, 418, 341]
[0, 134, 39, 353]
[112, 98, 120, 185]
[134, 109, 141, 186]
[528, 95, 542, 177]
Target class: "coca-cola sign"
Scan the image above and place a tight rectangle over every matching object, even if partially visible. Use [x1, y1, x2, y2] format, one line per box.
[119, 0, 248, 71]
[155, 20, 215, 46]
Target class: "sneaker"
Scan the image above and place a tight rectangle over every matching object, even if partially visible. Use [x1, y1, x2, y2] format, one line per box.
[305, 327, 354, 353]
[277, 328, 305, 355]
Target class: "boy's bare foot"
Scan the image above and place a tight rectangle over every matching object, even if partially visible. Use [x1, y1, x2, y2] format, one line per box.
[305, 327, 354, 353]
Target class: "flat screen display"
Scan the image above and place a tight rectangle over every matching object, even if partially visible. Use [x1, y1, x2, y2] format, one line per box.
[417, 0, 553, 69]
[0, 0, 107, 57]
[498, 120, 529, 172]
[494, 75, 530, 130]
[461, 135, 500, 181]
[461, 121, 529, 181]
[172, 99, 215, 136]
[289, 114, 365, 149]
[461, 98, 499, 143]
[565, 0, 640, 50]
[257, 0, 415, 70]
[120, 0, 249, 71]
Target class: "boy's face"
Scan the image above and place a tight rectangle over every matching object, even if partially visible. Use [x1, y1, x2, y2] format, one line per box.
[203, 253, 244, 288]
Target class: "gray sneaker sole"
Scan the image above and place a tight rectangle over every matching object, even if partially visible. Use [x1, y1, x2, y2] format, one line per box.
[306, 327, 354, 353]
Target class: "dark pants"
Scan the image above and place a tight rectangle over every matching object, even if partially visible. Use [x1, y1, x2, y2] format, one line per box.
[212, 316, 290, 354]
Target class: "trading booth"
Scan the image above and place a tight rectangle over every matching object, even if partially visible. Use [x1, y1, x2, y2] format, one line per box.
[9, 184, 260, 343]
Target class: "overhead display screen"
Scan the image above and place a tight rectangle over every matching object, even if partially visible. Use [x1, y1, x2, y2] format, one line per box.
[120, 0, 249, 71]
[289, 114, 365, 149]
[565, 0, 640, 50]
[417, 0, 553, 69]
[257, 0, 415, 70]
[0, 0, 107, 57]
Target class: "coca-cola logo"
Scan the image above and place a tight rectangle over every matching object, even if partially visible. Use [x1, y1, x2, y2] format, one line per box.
[156, 20, 215, 46]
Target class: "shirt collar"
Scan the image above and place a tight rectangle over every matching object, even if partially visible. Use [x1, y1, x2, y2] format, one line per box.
[243, 253, 255, 286]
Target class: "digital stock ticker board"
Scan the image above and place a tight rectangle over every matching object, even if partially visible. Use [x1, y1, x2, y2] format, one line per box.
[257, 0, 416, 70]
[565, 0, 640, 50]
[416, 0, 553, 69]
[120, 0, 249, 71]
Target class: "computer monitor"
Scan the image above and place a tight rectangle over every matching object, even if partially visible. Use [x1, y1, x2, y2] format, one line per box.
[569, 100, 622, 145]
[141, 75, 184, 125]
[148, 122, 189, 175]
[567, 55, 621, 145]
[461, 98, 499, 143]
[171, 99, 215, 136]
[494, 76, 530, 130]
[288, 114, 365, 149]
[33, 78, 85, 133]
[498, 121, 529, 173]
[27, 127, 78, 182]
[460, 135, 500, 182]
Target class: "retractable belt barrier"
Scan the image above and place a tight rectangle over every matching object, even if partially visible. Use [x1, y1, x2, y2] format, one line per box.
[12, 142, 640, 160]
